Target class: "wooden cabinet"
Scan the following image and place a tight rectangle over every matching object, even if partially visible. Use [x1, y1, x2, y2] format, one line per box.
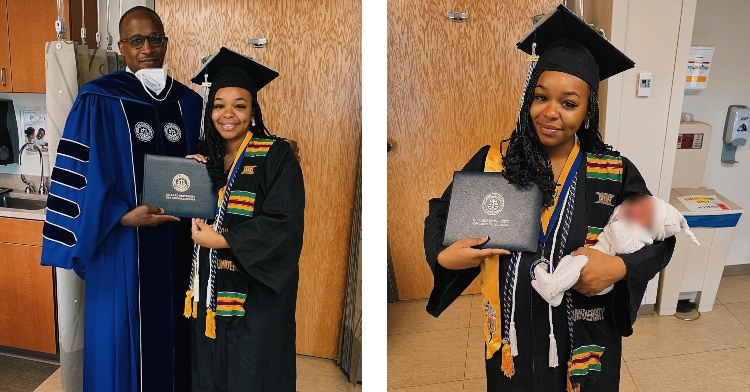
[0, 217, 57, 354]
[0, 0, 11, 93]
[0, 0, 94, 93]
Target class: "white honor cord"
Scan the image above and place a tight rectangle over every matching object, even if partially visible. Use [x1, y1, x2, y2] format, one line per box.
[509, 249, 522, 356]
[193, 245, 201, 302]
[546, 183, 572, 367]
[205, 220, 222, 308]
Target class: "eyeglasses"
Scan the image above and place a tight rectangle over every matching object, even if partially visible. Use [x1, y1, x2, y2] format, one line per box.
[119, 33, 167, 50]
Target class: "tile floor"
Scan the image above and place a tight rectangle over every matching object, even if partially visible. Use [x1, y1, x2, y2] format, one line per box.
[26, 355, 359, 392]
[388, 275, 750, 391]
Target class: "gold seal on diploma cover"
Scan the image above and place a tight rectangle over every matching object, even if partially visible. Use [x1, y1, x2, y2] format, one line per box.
[172, 174, 191, 192]
[482, 193, 505, 216]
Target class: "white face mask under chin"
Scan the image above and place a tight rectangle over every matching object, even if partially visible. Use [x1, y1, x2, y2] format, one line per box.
[135, 64, 169, 95]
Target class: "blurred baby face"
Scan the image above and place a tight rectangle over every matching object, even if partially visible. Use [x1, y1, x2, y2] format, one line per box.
[619, 195, 655, 230]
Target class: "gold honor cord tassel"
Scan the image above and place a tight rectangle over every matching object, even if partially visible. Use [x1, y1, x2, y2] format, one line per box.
[501, 339, 515, 377]
[206, 309, 217, 339]
[184, 291, 194, 318]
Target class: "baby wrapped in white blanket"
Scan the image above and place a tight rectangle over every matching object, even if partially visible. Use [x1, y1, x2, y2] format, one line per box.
[532, 194, 700, 306]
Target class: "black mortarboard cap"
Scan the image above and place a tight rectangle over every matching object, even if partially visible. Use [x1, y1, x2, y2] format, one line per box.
[517, 5, 635, 91]
[191, 47, 279, 99]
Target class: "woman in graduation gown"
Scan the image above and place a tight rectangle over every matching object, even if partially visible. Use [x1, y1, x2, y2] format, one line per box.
[424, 6, 675, 392]
[185, 51, 304, 391]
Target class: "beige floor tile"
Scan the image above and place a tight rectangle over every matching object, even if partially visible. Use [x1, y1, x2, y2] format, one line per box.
[28, 355, 350, 392]
[627, 347, 750, 392]
[34, 368, 62, 392]
[389, 381, 464, 391]
[388, 296, 472, 336]
[716, 275, 750, 304]
[619, 360, 638, 392]
[470, 294, 484, 328]
[297, 355, 355, 392]
[355, 385, 362, 392]
[463, 378, 487, 392]
[388, 328, 469, 388]
[465, 327, 486, 380]
[622, 304, 750, 361]
[726, 302, 750, 330]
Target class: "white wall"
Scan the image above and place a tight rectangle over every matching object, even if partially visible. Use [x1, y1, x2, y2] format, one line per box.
[589, 0, 697, 304]
[605, 0, 694, 199]
[682, 0, 750, 266]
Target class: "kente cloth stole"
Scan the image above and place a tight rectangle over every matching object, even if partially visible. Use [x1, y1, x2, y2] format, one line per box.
[565, 153, 623, 392]
[184, 133, 276, 339]
[583, 153, 623, 248]
[479, 141, 580, 360]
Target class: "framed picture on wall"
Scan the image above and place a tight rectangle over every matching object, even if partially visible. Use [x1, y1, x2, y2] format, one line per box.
[21, 109, 48, 156]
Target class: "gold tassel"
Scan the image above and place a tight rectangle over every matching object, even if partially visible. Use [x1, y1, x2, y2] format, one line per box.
[191, 300, 198, 318]
[501, 339, 514, 377]
[567, 361, 581, 392]
[183, 291, 193, 318]
[205, 309, 217, 339]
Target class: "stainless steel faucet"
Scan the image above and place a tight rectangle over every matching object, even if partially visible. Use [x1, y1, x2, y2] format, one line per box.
[18, 142, 48, 195]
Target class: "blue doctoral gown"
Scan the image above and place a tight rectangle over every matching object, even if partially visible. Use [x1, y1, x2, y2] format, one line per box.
[40, 69, 202, 392]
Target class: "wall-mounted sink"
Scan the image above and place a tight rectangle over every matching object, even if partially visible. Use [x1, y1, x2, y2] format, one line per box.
[0, 196, 47, 210]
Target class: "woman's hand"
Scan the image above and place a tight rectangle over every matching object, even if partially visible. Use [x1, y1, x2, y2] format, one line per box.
[437, 236, 510, 270]
[571, 247, 627, 296]
[191, 218, 230, 249]
[186, 154, 207, 163]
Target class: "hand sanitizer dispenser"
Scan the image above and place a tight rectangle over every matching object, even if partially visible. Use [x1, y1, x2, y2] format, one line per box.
[721, 105, 750, 163]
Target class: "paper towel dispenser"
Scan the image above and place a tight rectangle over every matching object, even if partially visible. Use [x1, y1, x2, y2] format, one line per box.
[0, 99, 18, 165]
[721, 105, 750, 163]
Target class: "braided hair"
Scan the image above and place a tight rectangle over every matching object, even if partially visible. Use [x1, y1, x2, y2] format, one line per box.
[195, 90, 274, 191]
[501, 68, 612, 208]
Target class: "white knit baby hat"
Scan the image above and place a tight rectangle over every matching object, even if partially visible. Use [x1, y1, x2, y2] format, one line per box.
[651, 196, 700, 245]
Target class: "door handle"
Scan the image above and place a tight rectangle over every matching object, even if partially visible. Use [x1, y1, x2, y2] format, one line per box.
[1, 68, 6, 86]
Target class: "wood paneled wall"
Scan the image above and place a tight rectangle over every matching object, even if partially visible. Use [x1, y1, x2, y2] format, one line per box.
[158, 0, 361, 359]
[387, 0, 559, 299]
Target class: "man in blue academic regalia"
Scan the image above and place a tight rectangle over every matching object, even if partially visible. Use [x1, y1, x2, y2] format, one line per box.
[41, 6, 200, 392]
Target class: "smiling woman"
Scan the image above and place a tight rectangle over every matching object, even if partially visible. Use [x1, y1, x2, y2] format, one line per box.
[422, 5, 676, 391]
[182, 52, 304, 392]
[531, 71, 590, 156]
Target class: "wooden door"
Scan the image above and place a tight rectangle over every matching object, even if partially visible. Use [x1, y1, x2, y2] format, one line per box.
[387, 0, 559, 299]
[7, 0, 67, 93]
[158, 0, 361, 359]
[0, 0, 11, 92]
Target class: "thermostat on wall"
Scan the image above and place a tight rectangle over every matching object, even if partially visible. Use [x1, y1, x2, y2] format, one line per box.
[637, 72, 652, 97]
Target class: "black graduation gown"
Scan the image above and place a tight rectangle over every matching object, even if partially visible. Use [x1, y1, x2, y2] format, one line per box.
[191, 138, 305, 392]
[424, 146, 676, 392]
